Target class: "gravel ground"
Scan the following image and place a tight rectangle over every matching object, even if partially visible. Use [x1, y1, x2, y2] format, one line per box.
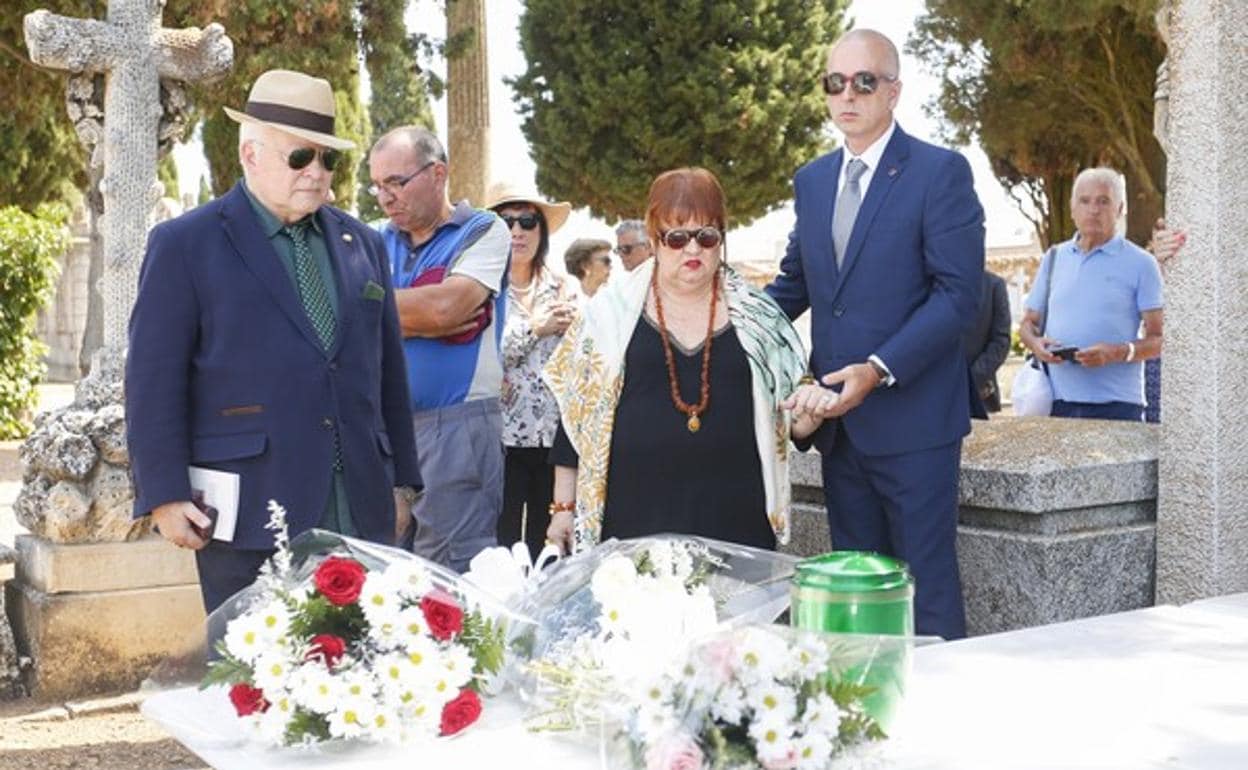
[0, 695, 207, 770]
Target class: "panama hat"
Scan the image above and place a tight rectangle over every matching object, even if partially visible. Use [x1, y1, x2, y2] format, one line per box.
[224, 69, 355, 150]
[483, 180, 572, 235]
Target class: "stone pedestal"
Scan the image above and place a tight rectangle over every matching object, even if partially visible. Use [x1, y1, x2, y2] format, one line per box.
[6, 535, 203, 699]
[958, 418, 1157, 635]
[785, 417, 1160, 636]
[1156, 0, 1248, 604]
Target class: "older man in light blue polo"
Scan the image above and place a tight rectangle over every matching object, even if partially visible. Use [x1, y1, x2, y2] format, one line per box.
[1018, 167, 1164, 421]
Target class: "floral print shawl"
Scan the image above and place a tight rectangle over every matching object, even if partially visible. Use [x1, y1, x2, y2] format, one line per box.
[542, 260, 807, 553]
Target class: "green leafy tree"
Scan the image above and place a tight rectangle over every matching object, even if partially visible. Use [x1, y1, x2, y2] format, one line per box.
[357, 0, 437, 222]
[166, 0, 370, 210]
[0, 204, 66, 437]
[909, 0, 1166, 246]
[197, 174, 213, 206]
[0, 1, 98, 211]
[157, 154, 180, 201]
[511, 1, 848, 225]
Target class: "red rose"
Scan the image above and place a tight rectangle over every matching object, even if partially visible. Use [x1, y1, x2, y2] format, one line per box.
[305, 633, 347, 669]
[420, 589, 464, 641]
[228, 682, 270, 716]
[314, 556, 367, 606]
[439, 688, 482, 736]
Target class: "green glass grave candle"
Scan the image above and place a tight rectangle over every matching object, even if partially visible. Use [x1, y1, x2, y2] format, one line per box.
[791, 551, 914, 730]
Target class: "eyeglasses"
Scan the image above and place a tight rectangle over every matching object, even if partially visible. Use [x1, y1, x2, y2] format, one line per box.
[367, 160, 435, 198]
[615, 242, 650, 256]
[659, 227, 722, 251]
[501, 213, 541, 231]
[260, 142, 341, 172]
[820, 70, 897, 96]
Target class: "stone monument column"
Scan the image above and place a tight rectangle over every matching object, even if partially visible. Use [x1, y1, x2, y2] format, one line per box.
[446, 0, 490, 205]
[1156, 0, 1248, 603]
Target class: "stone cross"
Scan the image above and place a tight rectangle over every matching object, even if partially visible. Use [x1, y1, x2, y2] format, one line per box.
[447, 0, 490, 205]
[24, 0, 233, 352]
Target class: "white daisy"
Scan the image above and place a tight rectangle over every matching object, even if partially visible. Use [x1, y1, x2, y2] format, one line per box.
[747, 682, 798, 725]
[795, 729, 835, 770]
[359, 571, 404, 629]
[250, 652, 293, 696]
[222, 613, 269, 664]
[439, 643, 476, 689]
[289, 662, 342, 714]
[383, 561, 434, 602]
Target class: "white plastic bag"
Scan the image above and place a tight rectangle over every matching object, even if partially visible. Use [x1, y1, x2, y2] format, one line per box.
[1011, 357, 1052, 416]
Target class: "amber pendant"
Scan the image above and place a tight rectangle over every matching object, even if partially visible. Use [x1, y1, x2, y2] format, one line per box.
[687, 413, 701, 433]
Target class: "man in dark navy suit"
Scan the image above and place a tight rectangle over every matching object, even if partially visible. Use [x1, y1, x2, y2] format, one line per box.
[126, 70, 420, 612]
[772, 31, 985, 639]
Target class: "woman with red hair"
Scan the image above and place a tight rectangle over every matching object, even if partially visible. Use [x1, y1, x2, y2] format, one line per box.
[543, 168, 821, 554]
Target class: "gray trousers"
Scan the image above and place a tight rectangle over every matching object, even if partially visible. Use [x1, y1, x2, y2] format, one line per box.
[408, 398, 504, 572]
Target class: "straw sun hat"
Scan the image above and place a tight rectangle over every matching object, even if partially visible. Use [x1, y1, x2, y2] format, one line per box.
[483, 181, 572, 235]
[223, 69, 355, 150]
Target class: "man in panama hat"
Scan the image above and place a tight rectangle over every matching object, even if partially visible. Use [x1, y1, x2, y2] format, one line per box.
[127, 69, 421, 612]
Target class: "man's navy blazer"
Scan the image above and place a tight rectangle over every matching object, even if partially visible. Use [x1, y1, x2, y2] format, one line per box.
[768, 125, 986, 456]
[125, 183, 420, 549]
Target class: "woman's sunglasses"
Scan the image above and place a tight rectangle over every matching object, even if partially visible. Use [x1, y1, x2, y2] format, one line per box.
[659, 227, 723, 250]
[501, 213, 542, 231]
[820, 70, 896, 96]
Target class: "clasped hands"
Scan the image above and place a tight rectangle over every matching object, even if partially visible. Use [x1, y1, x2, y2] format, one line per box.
[782, 362, 882, 425]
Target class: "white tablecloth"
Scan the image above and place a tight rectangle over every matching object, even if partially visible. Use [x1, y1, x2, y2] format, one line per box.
[145, 595, 1248, 769]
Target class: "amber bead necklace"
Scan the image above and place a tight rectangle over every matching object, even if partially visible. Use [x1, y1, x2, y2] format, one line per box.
[650, 267, 719, 433]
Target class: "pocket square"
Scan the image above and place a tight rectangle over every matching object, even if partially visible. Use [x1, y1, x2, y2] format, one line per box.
[362, 281, 385, 301]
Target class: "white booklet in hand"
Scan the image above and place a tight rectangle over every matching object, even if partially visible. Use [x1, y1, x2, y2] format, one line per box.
[187, 466, 240, 542]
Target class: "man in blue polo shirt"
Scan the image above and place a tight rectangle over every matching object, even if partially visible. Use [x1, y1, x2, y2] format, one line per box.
[1019, 167, 1164, 421]
[368, 126, 510, 570]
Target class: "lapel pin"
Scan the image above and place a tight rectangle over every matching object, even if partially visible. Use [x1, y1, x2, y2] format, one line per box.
[342, 233, 353, 242]
[887, 167, 899, 177]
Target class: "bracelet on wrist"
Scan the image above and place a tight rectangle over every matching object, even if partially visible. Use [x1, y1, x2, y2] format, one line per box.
[548, 501, 575, 516]
[799, 373, 816, 386]
[1125, 342, 1136, 362]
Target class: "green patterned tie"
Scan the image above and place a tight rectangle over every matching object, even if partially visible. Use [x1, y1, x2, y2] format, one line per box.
[284, 221, 336, 350]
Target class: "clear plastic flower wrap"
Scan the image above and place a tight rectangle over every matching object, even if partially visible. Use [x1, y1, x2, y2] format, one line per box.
[505, 535, 799, 734]
[606, 624, 917, 770]
[141, 507, 535, 752]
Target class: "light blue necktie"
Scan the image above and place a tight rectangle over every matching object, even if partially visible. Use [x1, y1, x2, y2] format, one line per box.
[832, 158, 868, 269]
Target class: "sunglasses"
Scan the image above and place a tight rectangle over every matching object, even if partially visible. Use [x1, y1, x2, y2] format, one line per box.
[270, 144, 341, 172]
[820, 70, 897, 96]
[615, 242, 649, 256]
[501, 213, 542, 231]
[659, 227, 723, 250]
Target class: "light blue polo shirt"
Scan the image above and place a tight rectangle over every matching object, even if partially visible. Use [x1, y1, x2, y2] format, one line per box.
[1025, 234, 1163, 405]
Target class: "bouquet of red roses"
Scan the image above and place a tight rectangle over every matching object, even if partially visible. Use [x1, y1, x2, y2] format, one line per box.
[196, 507, 524, 747]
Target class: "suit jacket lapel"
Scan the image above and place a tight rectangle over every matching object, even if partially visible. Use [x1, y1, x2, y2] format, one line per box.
[828, 129, 910, 305]
[820, 150, 844, 281]
[219, 183, 327, 355]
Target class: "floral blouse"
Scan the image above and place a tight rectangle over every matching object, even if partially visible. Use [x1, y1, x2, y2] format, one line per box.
[501, 268, 567, 447]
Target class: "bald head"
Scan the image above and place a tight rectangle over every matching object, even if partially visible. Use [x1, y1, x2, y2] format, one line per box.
[829, 28, 900, 79]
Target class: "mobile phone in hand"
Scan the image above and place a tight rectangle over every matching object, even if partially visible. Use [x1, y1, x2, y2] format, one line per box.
[1045, 345, 1079, 363]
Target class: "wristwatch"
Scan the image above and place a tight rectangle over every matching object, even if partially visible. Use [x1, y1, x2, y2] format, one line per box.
[867, 359, 890, 387]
